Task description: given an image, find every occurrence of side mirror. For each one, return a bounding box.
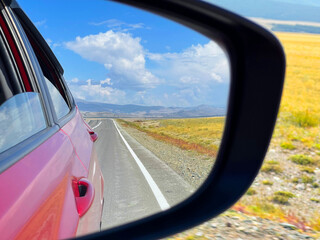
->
[82,0,285,239]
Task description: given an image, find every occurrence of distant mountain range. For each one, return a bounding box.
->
[76,99,226,118]
[213,0,320,22]
[210,0,320,34]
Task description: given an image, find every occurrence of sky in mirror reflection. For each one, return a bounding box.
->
[19,0,229,108]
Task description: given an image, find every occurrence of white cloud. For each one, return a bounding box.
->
[65,30,160,90]
[101,78,112,85]
[52,42,61,48]
[148,41,229,86]
[65,30,229,107]
[90,19,147,32]
[70,78,79,83]
[45,38,61,49]
[144,41,229,107]
[68,78,126,103]
[46,38,52,46]
[67,77,165,106]
[34,19,46,28]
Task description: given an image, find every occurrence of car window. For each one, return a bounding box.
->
[0,92,46,153]
[43,76,70,119]
[8,9,71,121]
[0,13,47,154]
[34,52,71,119]
[0,59,15,106]
[16,27,71,120]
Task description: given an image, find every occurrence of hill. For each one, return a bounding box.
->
[212,0,320,22]
[76,99,226,118]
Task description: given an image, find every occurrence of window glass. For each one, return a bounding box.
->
[44,76,70,119]
[35,54,70,119]
[0,92,47,153]
[20,28,71,120]
[11,9,71,119]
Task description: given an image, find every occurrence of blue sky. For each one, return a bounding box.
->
[17,0,230,107]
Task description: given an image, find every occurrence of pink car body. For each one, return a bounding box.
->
[0,109,104,239]
[0,1,104,239]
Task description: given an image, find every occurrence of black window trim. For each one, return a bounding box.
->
[10,3,64,75]
[0,17,22,100]
[2,6,38,93]
[10,6,77,128]
[5,7,53,126]
[0,4,26,94]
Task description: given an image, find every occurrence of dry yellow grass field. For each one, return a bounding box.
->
[274,33,320,149]
[118,117,224,157]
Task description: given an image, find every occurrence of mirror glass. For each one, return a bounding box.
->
[19,0,230,234]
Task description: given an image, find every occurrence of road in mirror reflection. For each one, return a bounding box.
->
[19,0,230,233]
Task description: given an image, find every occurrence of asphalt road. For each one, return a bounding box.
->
[88,119,194,230]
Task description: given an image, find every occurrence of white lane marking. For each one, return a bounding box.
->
[112,120,170,211]
[92,121,102,130]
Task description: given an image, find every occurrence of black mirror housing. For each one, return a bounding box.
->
[77,0,286,239]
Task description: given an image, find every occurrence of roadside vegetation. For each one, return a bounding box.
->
[118,32,320,238]
[232,32,320,236]
[272,33,320,150]
[117,117,224,158]
[261,160,283,173]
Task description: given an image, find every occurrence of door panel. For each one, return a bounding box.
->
[61,108,94,171]
[61,109,104,236]
[77,146,104,236]
[0,130,86,239]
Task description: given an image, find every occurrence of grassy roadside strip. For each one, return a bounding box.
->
[272,33,320,151]
[232,201,320,233]
[117,119,217,157]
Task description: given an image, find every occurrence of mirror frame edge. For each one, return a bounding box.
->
[68,0,286,239]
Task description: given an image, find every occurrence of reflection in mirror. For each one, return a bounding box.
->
[19,0,230,234]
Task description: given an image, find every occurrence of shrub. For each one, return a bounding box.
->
[246,187,257,196]
[314,144,320,150]
[275,191,295,198]
[311,215,320,231]
[301,175,315,184]
[288,110,319,128]
[310,198,320,203]
[300,166,315,173]
[266,160,279,165]
[262,180,274,185]
[249,201,277,215]
[272,191,295,205]
[185,236,197,240]
[273,195,290,204]
[312,183,319,188]
[261,162,283,173]
[290,154,314,165]
[281,141,296,150]
[292,177,299,183]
